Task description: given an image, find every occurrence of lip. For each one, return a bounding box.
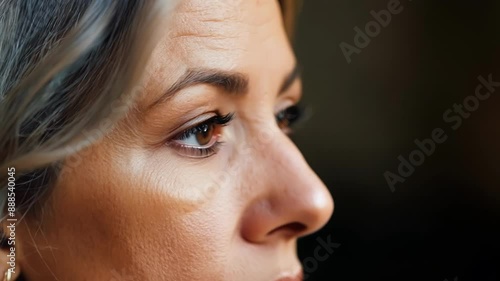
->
[274,269,303,281]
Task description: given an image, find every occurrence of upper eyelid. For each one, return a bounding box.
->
[173,119,214,140]
[172,113,234,140]
[276,83,303,110]
[163,113,220,140]
[167,101,298,144]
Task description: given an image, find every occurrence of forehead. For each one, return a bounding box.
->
[170,0,280,34]
[137,0,288,108]
[145,0,284,77]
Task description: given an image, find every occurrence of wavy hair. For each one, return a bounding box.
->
[0,0,175,217]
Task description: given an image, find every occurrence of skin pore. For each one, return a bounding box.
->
[2,0,334,280]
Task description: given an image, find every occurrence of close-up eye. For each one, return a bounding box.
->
[168,113,234,158]
[276,104,303,132]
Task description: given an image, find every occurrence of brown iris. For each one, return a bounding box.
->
[173,113,232,153]
[195,123,215,145]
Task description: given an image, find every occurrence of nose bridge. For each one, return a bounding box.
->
[263,131,330,208]
[252,125,316,188]
[245,123,303,184]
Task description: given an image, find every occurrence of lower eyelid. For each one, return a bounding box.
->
[170,141,223,158]
[172,133,220,149]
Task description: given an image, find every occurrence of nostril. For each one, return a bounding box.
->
[268,222,307,237]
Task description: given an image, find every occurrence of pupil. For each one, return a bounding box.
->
[276,106,300,128]
[285,106,300,123]
[196,124,213,145]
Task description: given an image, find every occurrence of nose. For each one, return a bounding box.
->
[240,130,334,244]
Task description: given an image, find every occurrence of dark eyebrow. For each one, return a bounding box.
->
[148,64,300,109]
[149,68,249,109]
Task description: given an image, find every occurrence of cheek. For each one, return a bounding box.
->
[21,143,242,279]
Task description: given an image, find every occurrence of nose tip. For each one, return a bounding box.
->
[277,170,334,238]
[241,166,334,243]
[294,179,334,237]
[271,187,334,239]
[241,135,334,243]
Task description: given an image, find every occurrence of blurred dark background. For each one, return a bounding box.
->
[293,1,500,281]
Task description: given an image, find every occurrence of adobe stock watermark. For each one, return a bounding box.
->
[339,0,413,64]
[301,235,341,280]
[385,74,500,192]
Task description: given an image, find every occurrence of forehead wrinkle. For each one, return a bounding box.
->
[171,33,240,54]
[168,19,243,54]
[178,0,243,20]
[170,16,241,41]
[169,0,244,39]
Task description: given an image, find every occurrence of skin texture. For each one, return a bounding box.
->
[2,0,334,280]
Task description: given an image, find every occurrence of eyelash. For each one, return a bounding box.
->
[169,105,303,158]
[168,113,234,158]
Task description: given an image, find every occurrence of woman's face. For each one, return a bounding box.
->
[16,0,333,280]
